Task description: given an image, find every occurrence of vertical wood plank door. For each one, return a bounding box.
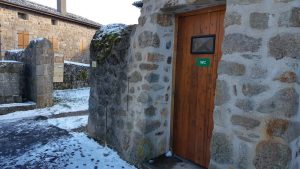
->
[173,5,225,168]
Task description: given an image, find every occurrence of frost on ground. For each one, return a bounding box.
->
[0,88,90,121]
[47,115,88,131]
[64,60,90,67]
[0,88,136,169]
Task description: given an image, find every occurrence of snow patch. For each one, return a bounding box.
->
[0,60,22,63]
[5,49,24,53]
[7,132,136,169]
[32,38,44,42]
[0,88,90,121]
[94,24,126,41]
[64,60,90,67]
[47,115,88,131]
[165,151,173,157]
[0,102,35,108]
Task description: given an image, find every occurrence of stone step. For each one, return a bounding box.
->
[0,102,36,115]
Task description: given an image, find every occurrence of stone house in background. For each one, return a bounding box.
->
[0,0,100,63]
[88,0,300,169]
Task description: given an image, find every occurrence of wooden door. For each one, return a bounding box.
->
[173,5,225,168]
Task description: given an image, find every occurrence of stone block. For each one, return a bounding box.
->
[138,16,147,26]
[145,73,160,83]
[269,33,300,59]
[257,88,299,117]
[250,65,268,79]
[223,34,262,54]
[224,12,241,27]
[144,105,156,117]
[137,92,152,103]
[138,31,160,48]
[231,115,260,129]
[290,7,300,27]
[274,71,297,83]
[242,83,269,97]
[150,13,173,27]
[129,71,142,83]
[254,141,291,169]
[135,52,142,61]
[147,53,165,62]
[250,12,269,30]
[139,64,159,71]
[215,80,230,106]
[136,119,161,134]
[235,99,254,112]
[266,119,289,138]
[218,61,246,76]
[211,132,233,164]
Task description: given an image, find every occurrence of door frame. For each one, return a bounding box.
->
[170,4,226,163]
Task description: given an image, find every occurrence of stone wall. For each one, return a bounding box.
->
[0,5,96,63]
[210,1,300,169]
[53,61,90,90]
[0,61,24,104]
[4,49,25,62]
[88,0,300,168]
[88,24,140,163]
[23,38,54,108]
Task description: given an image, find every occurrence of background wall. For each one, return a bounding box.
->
[53,61,90,90]
[0,5,96,63]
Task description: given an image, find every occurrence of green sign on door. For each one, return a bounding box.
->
[196,58,211,67]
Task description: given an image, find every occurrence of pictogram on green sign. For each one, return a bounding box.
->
[196,58,211,67]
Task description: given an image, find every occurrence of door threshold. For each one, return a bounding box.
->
[142,154,206,169]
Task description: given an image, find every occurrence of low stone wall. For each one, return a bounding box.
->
[0,61,24,104]
[4,49,25,62]
[87,24,140,164]
[53,61,90,90]
[1,39,54,109]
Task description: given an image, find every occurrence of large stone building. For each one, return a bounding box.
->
[0,0,100,63]
[88,0,300,169]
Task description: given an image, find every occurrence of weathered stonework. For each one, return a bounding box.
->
[0,61,24,104]
[88,0,300,168]
[23,38,54,108]
[213,0,300,168]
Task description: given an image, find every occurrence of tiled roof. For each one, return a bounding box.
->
[0,0,101,28]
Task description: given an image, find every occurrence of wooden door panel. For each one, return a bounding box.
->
[173,5,225,168]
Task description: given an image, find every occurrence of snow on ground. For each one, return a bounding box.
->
[0,87,136,169]
[64,60,90,67]
[9,132,136,169]
[0,88,90,121]
[47,115,88,131]
[0,60,22,63]
[0,101,36,108]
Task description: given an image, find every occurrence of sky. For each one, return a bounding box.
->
[29,0,141,25]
